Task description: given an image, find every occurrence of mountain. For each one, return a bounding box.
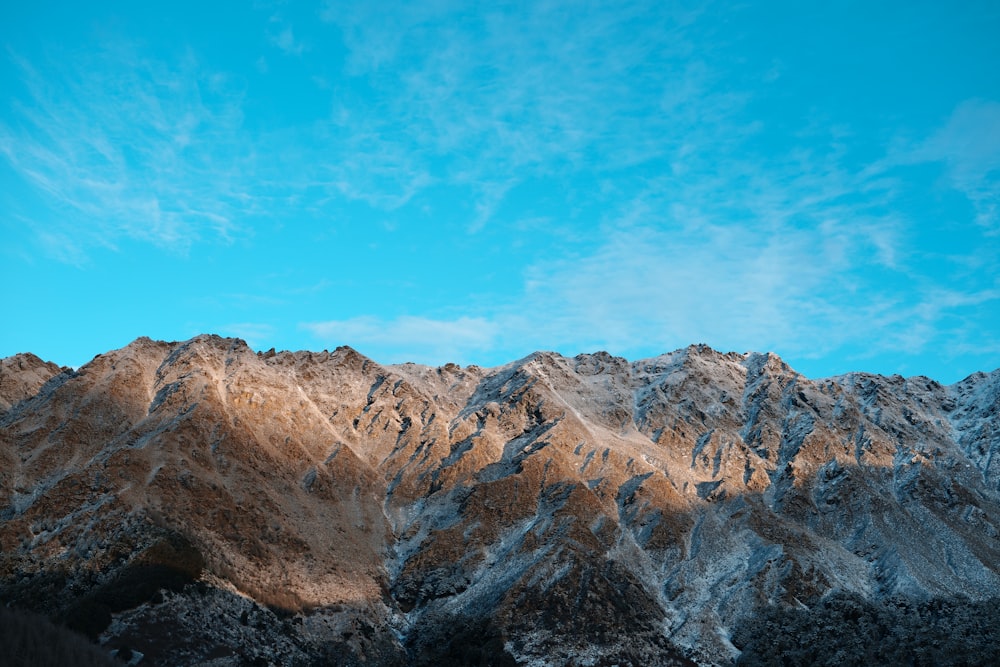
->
[1,335,999,666]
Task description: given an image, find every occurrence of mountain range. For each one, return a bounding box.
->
[2,335,999,665]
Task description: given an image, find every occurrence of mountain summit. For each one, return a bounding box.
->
[2,335,999,665]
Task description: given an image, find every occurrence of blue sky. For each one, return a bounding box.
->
[1,1,998,382]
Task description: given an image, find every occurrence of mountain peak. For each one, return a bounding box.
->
[0,351,66,413]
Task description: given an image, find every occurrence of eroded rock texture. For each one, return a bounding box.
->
[1,335,998,665]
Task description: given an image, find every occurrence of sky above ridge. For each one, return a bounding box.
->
[1,1,998,382]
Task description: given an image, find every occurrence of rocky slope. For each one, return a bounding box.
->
[0,353,67,413]
[1,335,998,665]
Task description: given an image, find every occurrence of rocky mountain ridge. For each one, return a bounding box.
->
[1,335,999,665]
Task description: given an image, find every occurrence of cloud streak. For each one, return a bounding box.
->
[912,99,1000,233]
[0,44,253,256]
[303,316,499,364]
[317,0,720,229]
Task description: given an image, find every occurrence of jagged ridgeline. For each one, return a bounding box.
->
[1,335,999,666]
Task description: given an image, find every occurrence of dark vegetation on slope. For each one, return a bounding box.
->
[0,529,206,641]
[733,592,1000,666]
[0,605,119,667]
[406,614,518,667]
[64,531,205,639]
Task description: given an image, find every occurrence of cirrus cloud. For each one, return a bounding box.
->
[302,316,499,365]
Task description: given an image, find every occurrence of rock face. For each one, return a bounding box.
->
[1,335,999,665]
[0,352,66,413]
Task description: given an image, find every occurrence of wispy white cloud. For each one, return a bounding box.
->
[912,99,1000,233]
[317,0,717,229]
[302,315,498,364]
[257,0,311,56]
[0,44,253,257]
[269,25,306,56]
[34,227,90,268]
[220,322,276,350]
[504,220,872,358]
